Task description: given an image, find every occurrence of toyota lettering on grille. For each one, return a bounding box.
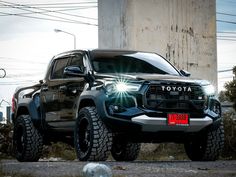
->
[161,86,192,92]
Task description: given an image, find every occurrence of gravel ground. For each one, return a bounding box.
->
[1,159,236,177]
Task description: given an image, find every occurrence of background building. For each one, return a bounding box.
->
[98,0,217,87]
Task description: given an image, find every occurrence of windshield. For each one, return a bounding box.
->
[91,52,180,75]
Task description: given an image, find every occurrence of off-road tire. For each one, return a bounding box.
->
[111,135,141,161]
[74,106,112,161]
[184,120,224,161]
[13,115,43,162]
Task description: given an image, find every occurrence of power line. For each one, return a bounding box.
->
[0,57,47,64]
[218,69,233,73]
[217,31,236,34]
[49,9,97,20]
[0,1,97,20]
[217,12,236,17]
[218,76,234,79]
[0,1,97,8]
[5,73,44,78]
[217,35,236,38]
[22,2,97,6]
[0,1,97,26]
[0,78,40,81]
[0,82,37,85]
[218,0,236,4]
[217,38,236,41]
[0,6,98,21]
[0,69,45,72]
[0,5,97,9]
[0,2,97,25]
[217,19,236,25]
[0,11,97,25]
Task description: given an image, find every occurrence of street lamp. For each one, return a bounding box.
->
[54,29,76,49]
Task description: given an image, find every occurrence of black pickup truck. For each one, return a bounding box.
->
[12,49,224,162]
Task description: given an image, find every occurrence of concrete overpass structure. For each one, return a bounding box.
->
[98,0,217,87]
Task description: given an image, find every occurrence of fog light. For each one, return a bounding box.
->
[109,105,126,114]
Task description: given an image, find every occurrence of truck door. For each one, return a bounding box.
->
[59,53,85,125]
[40,57,69,128]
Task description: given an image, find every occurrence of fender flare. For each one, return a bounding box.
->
[77,90,108,119]
[16,98,41,127]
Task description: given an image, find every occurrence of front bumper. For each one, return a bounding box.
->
[94,88,221,134]
[132,115,213,132]
[101,97,221,134]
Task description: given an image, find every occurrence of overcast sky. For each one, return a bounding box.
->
[216,0,236,94]
[0,0,236,117]
[0,0,98,117]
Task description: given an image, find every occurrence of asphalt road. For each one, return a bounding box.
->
[0,159,236,177]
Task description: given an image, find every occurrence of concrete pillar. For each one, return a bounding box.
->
[98,0,217,87]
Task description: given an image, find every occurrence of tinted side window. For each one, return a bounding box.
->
[51,58,69,79]
[68,54,85,73]
[70,54,84,67]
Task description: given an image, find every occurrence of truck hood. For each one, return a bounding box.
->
[95,73,210,86]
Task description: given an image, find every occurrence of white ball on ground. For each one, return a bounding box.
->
[82,163,112,177]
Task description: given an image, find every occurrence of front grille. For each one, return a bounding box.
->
[144,83,205,111]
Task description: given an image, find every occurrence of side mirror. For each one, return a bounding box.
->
[180,70,191,77]
[64,66,85,77]
[64,66,95,86]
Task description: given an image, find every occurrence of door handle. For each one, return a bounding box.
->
[41,85,48,92]
[59,85,67,93]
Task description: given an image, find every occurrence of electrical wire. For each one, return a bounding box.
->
[0,11,97,25]
[0,1,97,26]
[218,0,236,4]
[217,35,236,38]
[0,1,97,20]
[0,6,98,21]
[217,31,236,34]
[218,77,234,80]
[0,4,97,25]
[0,5,97,9]
[0,82,37,85]
[22,2,97,6]
[217,12,236,17]
[0,57,47,65]
[217,19,236,25]
[217,38,236,41]
[218,69,233,73]
[0,1,97,8]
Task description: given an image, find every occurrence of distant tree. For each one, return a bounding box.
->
[224,66,236,109]
[218,90,229,102]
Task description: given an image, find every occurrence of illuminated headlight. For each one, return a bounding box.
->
[116,82,141,92]
[105,82,141,94]
[202,84,215,96]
